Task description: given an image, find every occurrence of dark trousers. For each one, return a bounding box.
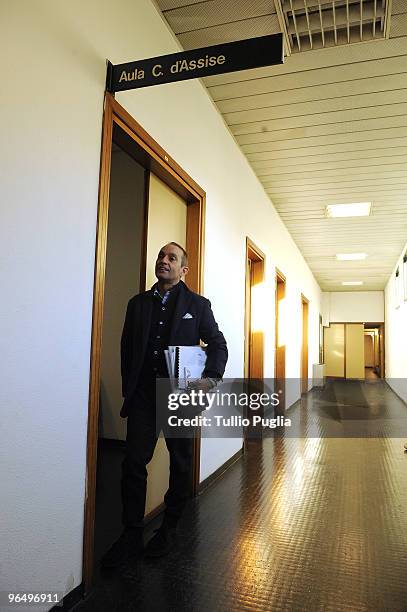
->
[121,388,194,529]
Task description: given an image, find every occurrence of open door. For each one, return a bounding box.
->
[378,323,385,378]
[275,270,286,409]
[301,295,309,394]
[364,323,385,379]
[244,238,265,441]
[143,172,187,518]
[84,94,205,593]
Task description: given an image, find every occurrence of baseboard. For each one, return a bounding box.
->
[198,447,244,494]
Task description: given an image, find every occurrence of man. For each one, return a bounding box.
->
[101,242,228,567]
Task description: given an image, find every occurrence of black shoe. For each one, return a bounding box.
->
[101,528,143,568]
[144,525,177,558]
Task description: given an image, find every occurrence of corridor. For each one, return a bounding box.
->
[4,2,407,609]
[75,380,407,612]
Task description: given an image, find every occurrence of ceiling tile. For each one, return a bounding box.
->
[154,0,407,290]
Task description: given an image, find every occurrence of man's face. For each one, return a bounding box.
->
[155,244,188,284]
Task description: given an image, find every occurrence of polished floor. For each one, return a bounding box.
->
[75,380,407,612]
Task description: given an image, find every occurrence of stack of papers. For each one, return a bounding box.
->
[164,345,207,390]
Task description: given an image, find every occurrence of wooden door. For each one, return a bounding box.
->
[244,239,265,439]
[345,324,365,379]
[301,296,309,394]
[324,324,345,377]
[275,272,286,407]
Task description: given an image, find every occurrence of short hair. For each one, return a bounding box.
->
[168,242,188,267]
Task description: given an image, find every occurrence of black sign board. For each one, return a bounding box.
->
[107,33,283,92]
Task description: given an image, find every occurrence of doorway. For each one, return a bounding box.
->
[275,270,286,409]
[323,322,385,380]
[94,135,147,572]
[364,323,385,379]
[301,295,309,395]
[244,238,265,440]
[84,94,205,593]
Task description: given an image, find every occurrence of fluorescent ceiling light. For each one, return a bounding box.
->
[342,281,364,286]
[336,253,367,261]
[326,202,371,217]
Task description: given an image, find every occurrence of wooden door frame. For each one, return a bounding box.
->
[243,238,265,444]
[363,329,376,371]
[378,322,385,378]
[301,294,309,394]
[274,269,286,409]
[363,322,385,378]
[83,93,205,594]
[274,269,286,380]
[244,238,265,380]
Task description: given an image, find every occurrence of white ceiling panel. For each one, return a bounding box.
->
[203,37,407,87]
[390,13,407,37]
[235,115,407,145]
[155,1,407,291]
[241,127,407,153]
[263,164,407,181]
[162,0,276,33]
[176,17,281,49]
[158,0,212,10]
[216,73,407,113]
[230,104,407,136]
[224,90,407,126]
[251,148,407,169]
[246,138,407,160]
[267,183,407,197]
[208,56,407,101]
[392,0,407,14]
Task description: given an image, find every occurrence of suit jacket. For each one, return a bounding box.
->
[120,280,228,417]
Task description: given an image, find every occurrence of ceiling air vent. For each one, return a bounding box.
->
[273,0,392,55]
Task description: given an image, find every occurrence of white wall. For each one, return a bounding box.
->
[323,291,384,324]
[1,0,321,605]
[385,240,407,402]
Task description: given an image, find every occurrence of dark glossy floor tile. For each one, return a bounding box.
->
[74,380,407,612]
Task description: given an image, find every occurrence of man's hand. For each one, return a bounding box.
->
[187,377,216,393]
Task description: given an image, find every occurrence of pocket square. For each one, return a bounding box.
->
[182,312,194,319]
